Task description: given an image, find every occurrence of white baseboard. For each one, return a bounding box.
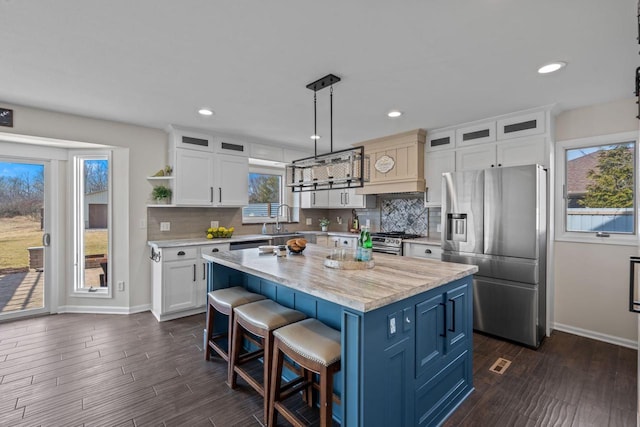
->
[552,322,637,349]
[57,304,151,315]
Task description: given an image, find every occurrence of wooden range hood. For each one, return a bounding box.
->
[354,129,426,194]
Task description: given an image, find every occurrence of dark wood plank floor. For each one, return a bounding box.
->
[0,312,635,427]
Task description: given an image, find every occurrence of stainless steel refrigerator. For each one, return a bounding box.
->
[441,164,547,348]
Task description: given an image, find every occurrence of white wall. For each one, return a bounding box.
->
[0,103,166,313]
[554,97,639,347]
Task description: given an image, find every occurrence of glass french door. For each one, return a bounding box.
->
[0,158,50,320]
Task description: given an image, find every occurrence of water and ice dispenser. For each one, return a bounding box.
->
[446,213,467,242]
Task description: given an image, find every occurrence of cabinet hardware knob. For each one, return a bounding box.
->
[425,249,432,254]
[405,317,411,324]
[177,251,186,256]
[211,248,219,252]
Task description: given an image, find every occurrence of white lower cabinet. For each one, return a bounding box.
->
[151,243,230,321]
[403,242,443,260]
[330,235,358,248]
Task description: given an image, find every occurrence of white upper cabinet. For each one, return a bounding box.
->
[425,150,455,206]
[455,121,496,147]
[173,128,216,152]
[174,149,216,205]
[456,145,496,171]
[300,191,330,208]
[456,136,547,171]
[426,129,456,152]
[169,127,249,207]
[496,111,545,140]
[214,154,249,207]
[326,188,375,209]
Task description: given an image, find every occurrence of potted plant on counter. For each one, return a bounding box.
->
[151,185,172,204]
[319,218,330,232]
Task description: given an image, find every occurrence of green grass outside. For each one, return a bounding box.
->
[0,216,107,269]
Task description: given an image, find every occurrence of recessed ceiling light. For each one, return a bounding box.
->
[387,110,402,118]
[537,62,567,74]
[198,108,214,116]
[310,134,321,140]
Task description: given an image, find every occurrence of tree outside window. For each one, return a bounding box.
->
[243,172,282,219]
[566,141,635,233]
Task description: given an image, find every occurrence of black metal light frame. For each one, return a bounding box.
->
[286,74,367,192]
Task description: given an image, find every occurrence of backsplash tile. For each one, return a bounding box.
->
[380,195,428,235]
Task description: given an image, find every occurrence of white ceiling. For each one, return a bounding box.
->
[1,1,637,151]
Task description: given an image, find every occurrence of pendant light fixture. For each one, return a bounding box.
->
[286,74,367,192]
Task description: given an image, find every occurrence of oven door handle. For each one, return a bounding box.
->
[372,248,401,255]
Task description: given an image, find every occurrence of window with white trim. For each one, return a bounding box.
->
[556,132,637,245]
[72,152,112,295]
[242,165,291,223]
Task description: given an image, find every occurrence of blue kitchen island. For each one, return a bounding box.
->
[203,244,478,426]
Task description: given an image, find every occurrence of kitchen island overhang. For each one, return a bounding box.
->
[203,244,478,426]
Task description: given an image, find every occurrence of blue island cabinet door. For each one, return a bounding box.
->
[382,337,413,426]
[415,294,445,379]
[445,283,470,354]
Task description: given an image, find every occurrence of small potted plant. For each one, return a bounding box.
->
[319,218,330,232]
[151,185,172,204]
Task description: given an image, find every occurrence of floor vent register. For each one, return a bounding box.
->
[489,357,512,374]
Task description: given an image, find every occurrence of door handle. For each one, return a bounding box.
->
[202,263,206,280]
[439,303,447,337]
[345,192,349,205]
[210,187,213,203]
[219,187,222,203]
[312,192,316,205]
[193,264,196,282]
[448,298,456,332]
[42,233,51,247]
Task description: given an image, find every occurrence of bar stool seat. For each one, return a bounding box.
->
[229,299,306,422]
[204,287,266,362]
[268,318,341,427]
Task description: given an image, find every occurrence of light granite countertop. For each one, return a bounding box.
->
[202,244,477,312]
[148,234,272,248]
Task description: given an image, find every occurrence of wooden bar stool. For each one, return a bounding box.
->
[204,287,266,362]
[229,299,306,423]
[268,318,341,427]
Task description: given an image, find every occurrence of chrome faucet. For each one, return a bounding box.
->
[273,204,291,233]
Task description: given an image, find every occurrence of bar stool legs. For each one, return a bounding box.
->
[268,318,341,427]
[228,300,306,423]
[204,287,265,362]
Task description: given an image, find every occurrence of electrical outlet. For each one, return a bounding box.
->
[211,220,219,228]
[117,281,125,291]
[436,224,442,232]
[160,222,170,231]
[306,218,312,225]
[387,313,397,337]
[139,218,146,229]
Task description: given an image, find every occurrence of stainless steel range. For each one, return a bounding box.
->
[371,232,421,256]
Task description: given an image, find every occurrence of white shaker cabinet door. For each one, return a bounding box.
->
[455,144,496,171]
[162,260,198,314]
[214,154,249,207]
[300,191,330,208]
[175,150,215,206]
[425,150,455,207]
[496,136,547,168]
